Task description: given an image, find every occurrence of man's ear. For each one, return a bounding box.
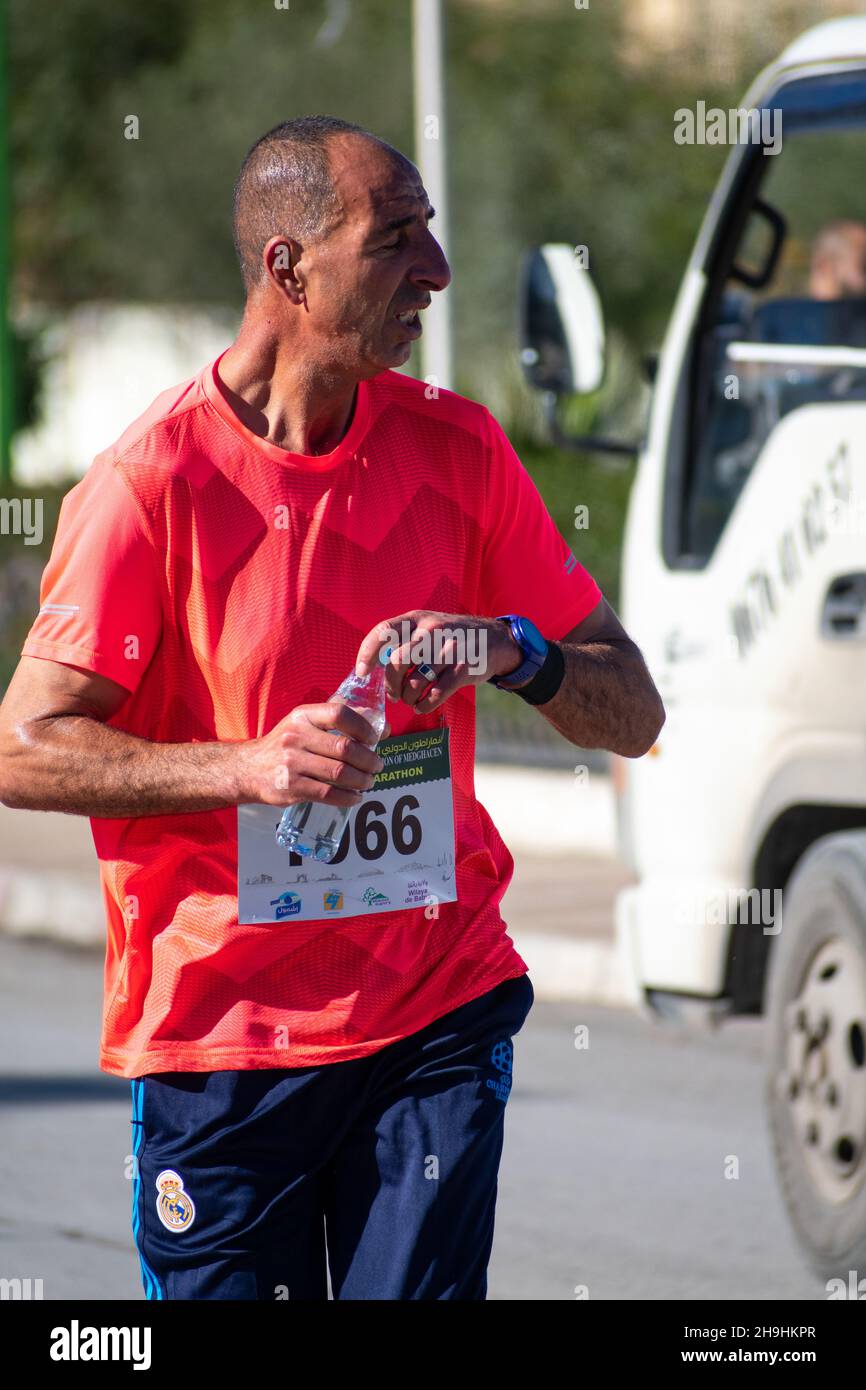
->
[264,235,305,304]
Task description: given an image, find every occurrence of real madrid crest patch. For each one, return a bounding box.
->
[155,1169,196,1232]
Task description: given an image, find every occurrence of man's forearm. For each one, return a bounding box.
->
[1,714,244,817]
[529,639,665,757]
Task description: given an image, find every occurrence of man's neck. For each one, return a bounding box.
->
[217,327,360,456]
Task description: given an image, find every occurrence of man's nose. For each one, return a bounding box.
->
[411,234,451,294]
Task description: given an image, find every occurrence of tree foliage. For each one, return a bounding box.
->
[10,0,757,368]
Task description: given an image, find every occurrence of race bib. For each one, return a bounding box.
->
[237,728,457,924]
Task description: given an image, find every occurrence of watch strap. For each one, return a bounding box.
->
[513,640,566,706]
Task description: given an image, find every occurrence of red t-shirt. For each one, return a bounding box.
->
[22,353,602,1077]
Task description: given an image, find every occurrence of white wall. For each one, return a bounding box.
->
[13,303,238,485]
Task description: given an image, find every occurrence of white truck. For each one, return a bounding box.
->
[520,16,866,1281]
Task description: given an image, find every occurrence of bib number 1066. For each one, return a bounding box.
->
[284,795,422,867]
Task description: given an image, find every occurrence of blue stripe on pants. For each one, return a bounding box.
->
[130,1078,164,1300]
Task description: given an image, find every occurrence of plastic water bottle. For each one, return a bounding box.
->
[275,647,391,863]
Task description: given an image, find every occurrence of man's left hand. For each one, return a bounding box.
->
[355,610,525,712]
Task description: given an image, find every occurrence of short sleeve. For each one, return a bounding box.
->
[21,459,162,693]
[477,411,602,639]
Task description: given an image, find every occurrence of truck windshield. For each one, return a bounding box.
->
[683,69,866,562]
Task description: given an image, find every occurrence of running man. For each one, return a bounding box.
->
[0,117,664,1300]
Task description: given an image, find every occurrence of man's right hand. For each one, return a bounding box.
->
[239,701,390,808]
[0,658,390,819]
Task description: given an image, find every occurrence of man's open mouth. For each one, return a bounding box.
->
[394,304,428,335]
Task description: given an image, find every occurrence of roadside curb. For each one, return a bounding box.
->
[0,867,103,948]
[0,867,633,1007]
[510,929,637,1007]
[475,766,616,858]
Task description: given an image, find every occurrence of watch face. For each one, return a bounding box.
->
[514,617,547,657]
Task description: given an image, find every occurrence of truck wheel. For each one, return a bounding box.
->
[765,831,866,1282]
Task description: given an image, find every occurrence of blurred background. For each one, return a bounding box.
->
[2,0,863,1303]
[1,0,848,745]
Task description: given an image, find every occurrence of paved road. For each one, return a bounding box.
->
[0,937,823,1301]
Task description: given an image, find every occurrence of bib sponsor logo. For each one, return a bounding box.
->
[362,886,390,907]
[269,891,302,919]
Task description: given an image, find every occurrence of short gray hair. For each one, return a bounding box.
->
[233,115,380,293]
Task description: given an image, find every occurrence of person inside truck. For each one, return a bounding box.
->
[688,217,866,555]
[808,219,866,301]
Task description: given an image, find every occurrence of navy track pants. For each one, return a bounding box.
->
[130,972,534,1300]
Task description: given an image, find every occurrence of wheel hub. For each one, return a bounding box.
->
[780,937,866,1203]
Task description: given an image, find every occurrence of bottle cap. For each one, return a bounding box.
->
[380,645,392,665]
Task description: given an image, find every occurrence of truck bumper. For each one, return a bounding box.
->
[615,874,751,1000]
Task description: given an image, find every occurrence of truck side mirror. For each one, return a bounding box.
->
[518,244,605,396]
[730,197,786,290]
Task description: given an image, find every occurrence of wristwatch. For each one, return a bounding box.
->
[488,614,565,705]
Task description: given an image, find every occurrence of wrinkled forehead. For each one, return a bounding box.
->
[329,136,429,229]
